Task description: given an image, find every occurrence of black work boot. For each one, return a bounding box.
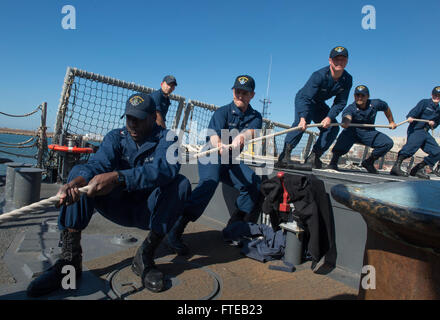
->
[275,143,300,168]
[226,209,247,226]
[131,230,166,292]
[390,155,409,177]
[361,155,379,174]
[328,153,341,171]
[286,151,320,171]
[166,215,190,256]
[410,161,430,179]
[304,151,323,169]
[27,229,82,297]
[243,192,264,224]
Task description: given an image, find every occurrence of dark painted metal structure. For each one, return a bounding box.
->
[181,162,421,290]
[332,181,440,299]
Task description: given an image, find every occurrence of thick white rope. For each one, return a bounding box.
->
[193,120,411,159]
[0,119,430,223]
[0,186,90,224]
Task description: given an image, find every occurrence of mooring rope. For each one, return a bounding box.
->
[0,186,91,224]
[193,120,412,159]
[0,119,433,223]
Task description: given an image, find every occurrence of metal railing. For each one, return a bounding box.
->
[52,67,188,181]
[0,103,48,168]
[53,67,187,146]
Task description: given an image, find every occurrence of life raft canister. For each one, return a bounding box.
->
[48,144,95,154]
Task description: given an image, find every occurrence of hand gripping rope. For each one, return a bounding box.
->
[0,186,91,224]
[192,119,412,159]
[0,118,432,223]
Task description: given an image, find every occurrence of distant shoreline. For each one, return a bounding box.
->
[0,127,54,138]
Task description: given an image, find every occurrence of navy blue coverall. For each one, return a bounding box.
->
[184,101,263,221]
[150,89,171,124]
[284,66,352,155]
[398,99,440,166]
[332,99,394,158]
[58,124,191,235]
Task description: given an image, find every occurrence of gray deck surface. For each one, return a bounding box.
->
[1,167,438,300]
[0,176,358,300]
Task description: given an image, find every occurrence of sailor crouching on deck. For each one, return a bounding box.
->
[276,46,353,170]
[390,86,440,179]
[166,75,263,255]
[26,93,191,297]
[328,85,397,173]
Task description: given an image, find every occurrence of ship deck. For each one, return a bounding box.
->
[0,165,438,302]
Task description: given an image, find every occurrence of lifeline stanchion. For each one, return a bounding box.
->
[0,185,91,224]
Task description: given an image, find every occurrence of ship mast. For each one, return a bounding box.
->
[260,54,272,155]
[260,54,272,120]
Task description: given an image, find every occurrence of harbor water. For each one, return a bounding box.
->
[0,133,52,176]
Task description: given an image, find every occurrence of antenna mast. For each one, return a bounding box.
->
[260,55,273,156]
[260,54,272,119]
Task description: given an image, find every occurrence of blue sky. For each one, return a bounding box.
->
[0,0,439,137]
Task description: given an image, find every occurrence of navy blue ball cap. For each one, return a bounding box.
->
[330,46,349,58]
[432,86,440,96]
[355,85,369,96]
[162,75,177,86]
[231,75,255,92]
[121,92,156,120]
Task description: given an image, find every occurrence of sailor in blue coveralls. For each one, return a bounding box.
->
[276,46,353,170]
[166,75,263,255]
[27,93,191,297]
[328,85,397,173]
[150,75,177,128]
[390,86,440,179]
